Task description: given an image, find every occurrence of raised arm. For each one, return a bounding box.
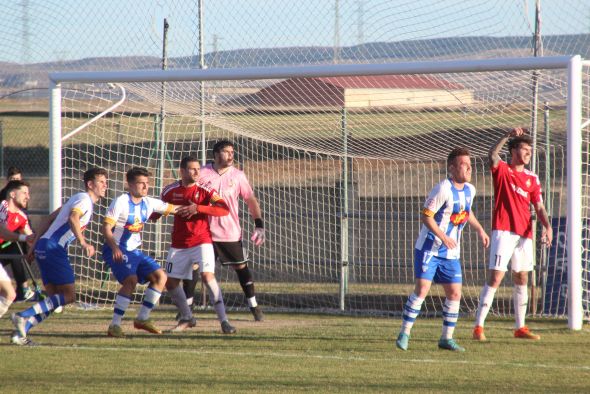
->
[489,127,526,168]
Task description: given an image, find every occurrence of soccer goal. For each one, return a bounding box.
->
[49,56,589,329]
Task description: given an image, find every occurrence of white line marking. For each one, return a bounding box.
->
[42,345,590,371]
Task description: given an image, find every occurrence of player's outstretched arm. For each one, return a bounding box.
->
[176,201,230,218]
[0,223,34,244]
[467,213,490,248]
[489,127,526,168]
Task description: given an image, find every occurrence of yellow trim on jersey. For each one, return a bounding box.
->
[162,203,175,216]
[103,217,117,226]
[71,207,85,216]
[210,194,221,203]
[422,208,435,217]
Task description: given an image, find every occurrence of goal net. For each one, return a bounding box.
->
[52,57,589,326]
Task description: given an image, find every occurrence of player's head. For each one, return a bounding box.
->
[507,134,533,166]
[212,140,234,168]
[83,167,108,199]
[180,156,200,185]
[126,167,151,198]
[6,166,22,181]
[4,180,30,209]
[447,147,472,184]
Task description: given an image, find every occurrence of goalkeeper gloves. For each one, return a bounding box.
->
[251,228,265,246]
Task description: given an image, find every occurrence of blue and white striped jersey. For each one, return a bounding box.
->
[41,192,94,248]
[414,178,475,259]
[104,193,173,251]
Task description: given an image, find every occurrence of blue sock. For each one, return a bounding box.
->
[18,294,65,318]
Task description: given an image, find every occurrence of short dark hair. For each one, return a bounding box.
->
[126,167,151,183]
[83,168,108,189]
[447,147,470,168]
[4,180,29,196]
[212,140,234,156]
[6,166,21,179]
[507,135,533,152]
[180,156,200,169]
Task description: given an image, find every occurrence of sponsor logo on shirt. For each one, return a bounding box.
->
[450,210,469,225]
[510,183,529,199]
[125,218,143,233]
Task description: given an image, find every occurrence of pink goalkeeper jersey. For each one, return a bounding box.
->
[199,163,254,242]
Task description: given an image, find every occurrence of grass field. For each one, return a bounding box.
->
[1,307,589,393]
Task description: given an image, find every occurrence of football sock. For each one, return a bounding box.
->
[400,293,424,335]
[474,284,497,327]
[112,293,131,326]
[169,285,192,320]
[18,294,65,318]
[204,278,227,322]
[441,299,460,339]
[137,287,161,321]
[513,285,528,329]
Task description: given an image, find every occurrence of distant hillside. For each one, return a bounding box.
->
[1,34,589,91]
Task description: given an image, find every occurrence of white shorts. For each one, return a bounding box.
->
[165,244,216,279]
[0,264,10,282]
[488,230,534,272]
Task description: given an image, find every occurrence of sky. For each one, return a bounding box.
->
[1,0,589,64]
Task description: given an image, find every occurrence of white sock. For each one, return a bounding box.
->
[137,287,161,321]
[112,294,131,326]
[247,297,258,308]
[169,286,192,320]
[441,299,460,339]
[513,285,528,329]
[0,295,11,318]
[474,284,497,327]
[400,293,424,335]
[204,278,227,322]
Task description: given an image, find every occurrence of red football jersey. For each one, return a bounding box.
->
[491,160,542,238]
[161,181,218,248]
[0,200,29,243]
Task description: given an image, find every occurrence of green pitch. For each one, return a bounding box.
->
[1,308,589,392]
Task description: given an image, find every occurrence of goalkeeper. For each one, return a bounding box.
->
[196,140,266,322]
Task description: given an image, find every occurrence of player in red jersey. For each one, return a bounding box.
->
[0,180,35,301]
[473,127,553,341]
[0,180,35,322]
[160,156,236,334]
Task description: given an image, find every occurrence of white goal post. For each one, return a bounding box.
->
[49,55,586,329]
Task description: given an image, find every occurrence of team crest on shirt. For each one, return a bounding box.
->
[526,179,531,188]
[450,210,469,225]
